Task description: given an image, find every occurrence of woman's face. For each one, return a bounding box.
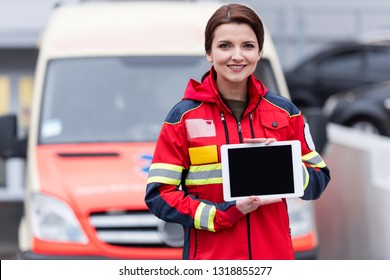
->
[206,22,261,90]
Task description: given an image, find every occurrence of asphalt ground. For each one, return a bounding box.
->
[0,201,23,260]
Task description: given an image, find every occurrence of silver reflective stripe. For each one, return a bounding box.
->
[187,169,222,180]
[304,154,323,166]
[148,168,182,180]
[200,204,214,230]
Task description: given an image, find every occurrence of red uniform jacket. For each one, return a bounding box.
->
[145,69,330,260]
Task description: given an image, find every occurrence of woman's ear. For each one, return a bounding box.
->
[206,52,213,63]
[257,50,263,62]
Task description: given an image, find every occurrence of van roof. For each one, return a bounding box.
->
[40,1,277,58]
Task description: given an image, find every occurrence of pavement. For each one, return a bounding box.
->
[0,201,23,260]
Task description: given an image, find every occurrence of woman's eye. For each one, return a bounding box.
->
[244,43,255,49]
[218,43,230,49]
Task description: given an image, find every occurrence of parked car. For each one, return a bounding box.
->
[285,40,390,109]
[323,82,390,136]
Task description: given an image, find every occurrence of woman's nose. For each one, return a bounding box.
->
[231,48,244,61]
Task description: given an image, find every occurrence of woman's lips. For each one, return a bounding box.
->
[228,65,246,72]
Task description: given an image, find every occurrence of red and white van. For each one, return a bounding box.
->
[0,1,320,259]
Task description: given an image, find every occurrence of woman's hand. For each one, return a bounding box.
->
[236,196,282,214]
[244,137,276,145]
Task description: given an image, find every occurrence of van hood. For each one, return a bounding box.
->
[35,143,155,214]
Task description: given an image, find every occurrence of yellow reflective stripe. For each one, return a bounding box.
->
[147,163,184,185]
[149,163,184,172]
[186,163,222,186]
[302,151,326,168]
[186,177,223,185]
[302,163,309,190]
[189,163,221,172]
[302,151,317,161]
[194,203,205,229]
[208,206,216,232]
[194,202,216,232]
[311,160,326,168]
[147,176,181,185]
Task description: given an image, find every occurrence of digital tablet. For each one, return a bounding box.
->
[221,140,304,201]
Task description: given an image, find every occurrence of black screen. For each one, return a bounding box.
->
[227,145,295,197]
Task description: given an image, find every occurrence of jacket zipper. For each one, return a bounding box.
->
[237,121,243,143]
[220,112,230,144]
[193,229,198,259]
[193,192,199,259]
[249,113,255,138]
[220,111,256,260]
[249,113,256,259]
[246,214,253,259]
[247,113,255,259]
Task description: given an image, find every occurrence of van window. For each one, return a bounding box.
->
[39,56,278,144]
[254,59,279,93]
[39,56,209,143]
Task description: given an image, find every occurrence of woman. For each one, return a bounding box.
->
[145,3,330,260]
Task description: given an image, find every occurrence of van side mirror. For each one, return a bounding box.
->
[302,107,328,155]
[0,114,27,159]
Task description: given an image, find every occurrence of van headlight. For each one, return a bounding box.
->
[157,220,184,247]
[29,193,88,243]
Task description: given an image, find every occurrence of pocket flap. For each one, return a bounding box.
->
[260,111,289,130]
[188,145,218,165]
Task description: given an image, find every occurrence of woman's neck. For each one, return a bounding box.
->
[216,79,248,101]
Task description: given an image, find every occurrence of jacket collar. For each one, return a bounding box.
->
[183,67,268,113]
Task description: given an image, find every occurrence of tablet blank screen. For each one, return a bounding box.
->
[227,145,295,197]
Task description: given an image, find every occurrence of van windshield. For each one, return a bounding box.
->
[39,56,279,144]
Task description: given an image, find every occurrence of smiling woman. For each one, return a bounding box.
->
[205,23,262,98]
[0,0,327,260]
[145,3,330,260]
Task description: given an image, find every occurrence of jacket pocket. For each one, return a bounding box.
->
[259,111,289,139]
[188,145,218,165]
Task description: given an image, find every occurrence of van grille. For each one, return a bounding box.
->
[89,211,169,247]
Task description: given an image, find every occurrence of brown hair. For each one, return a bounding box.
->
[204,3,264,54]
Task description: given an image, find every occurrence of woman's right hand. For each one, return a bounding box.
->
[236,196,282,214]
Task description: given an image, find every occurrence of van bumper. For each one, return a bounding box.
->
[294,247,318,260]
[18,251,111,260]
[20,250,318,260]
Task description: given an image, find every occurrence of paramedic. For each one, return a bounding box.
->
[145,3,330,260]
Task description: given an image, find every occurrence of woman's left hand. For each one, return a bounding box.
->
[236,196,282,214]
[244,137,276,145]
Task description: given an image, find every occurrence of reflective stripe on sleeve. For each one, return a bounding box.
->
[194,202,216,232]
[302,163,309,190]
[302,151,326,168]
[147,163,184,185]
[186,163,222,186]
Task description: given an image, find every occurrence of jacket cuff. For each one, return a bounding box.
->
[224,205,246,223]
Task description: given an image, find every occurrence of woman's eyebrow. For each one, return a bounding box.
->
[216,40,231,43]
[216,39,257,44]
[242,40,257,44]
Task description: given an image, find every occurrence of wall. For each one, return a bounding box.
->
[315,124,390,259]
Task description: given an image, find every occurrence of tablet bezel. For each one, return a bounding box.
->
[221,140,304,201]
